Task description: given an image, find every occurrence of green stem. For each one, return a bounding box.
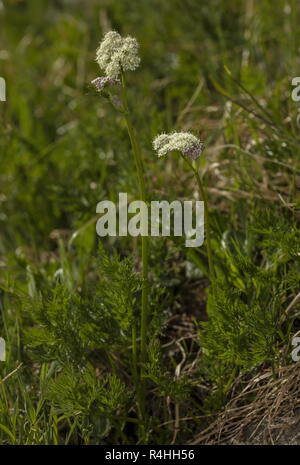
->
[194,170,215,281]
[131,324,144,425]
[131,326,138,383]
[182,154,215,282]
[120,71,149,425]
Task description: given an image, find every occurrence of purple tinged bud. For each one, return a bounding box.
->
[91,76,121,92]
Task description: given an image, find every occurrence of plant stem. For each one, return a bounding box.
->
[194,170,215,281]
[120,71,149,423]
[182,154,215,282]
[131,324,144,426]
[131,326,138,383]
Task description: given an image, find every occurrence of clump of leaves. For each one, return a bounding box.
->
[25,243,142,365]
[200,205,300,400]
[45,364,128,442]
[144,339,190,402]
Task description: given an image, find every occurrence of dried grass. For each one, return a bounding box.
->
[191,362,300,445]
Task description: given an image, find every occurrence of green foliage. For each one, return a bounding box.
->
[201,279,280,382]
[45,365,128,442]
[200,206,300,394]
[1,0,300,445]
[24,244,142,364]
[96,243,142,333]
[144,340,190,402]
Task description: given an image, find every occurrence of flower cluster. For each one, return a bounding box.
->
[91,76,120,92]
[153,132,203,160]
[96,31,140,79]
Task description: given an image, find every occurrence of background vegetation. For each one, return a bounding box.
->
[0,0,300,444]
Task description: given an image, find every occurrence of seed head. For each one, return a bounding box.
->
[153,132,203,160]
[91,76,121,92]
[96,31,140,79]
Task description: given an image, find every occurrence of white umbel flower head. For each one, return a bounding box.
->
[96,31,141,79]
[153,132,203,160]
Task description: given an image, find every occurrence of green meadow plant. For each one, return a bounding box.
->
[153,132,215,282]
[91,31,216,437]
[91,33,216,433]
[2,0,300,445]
[89,28,299,437]
[92,31,149,432]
